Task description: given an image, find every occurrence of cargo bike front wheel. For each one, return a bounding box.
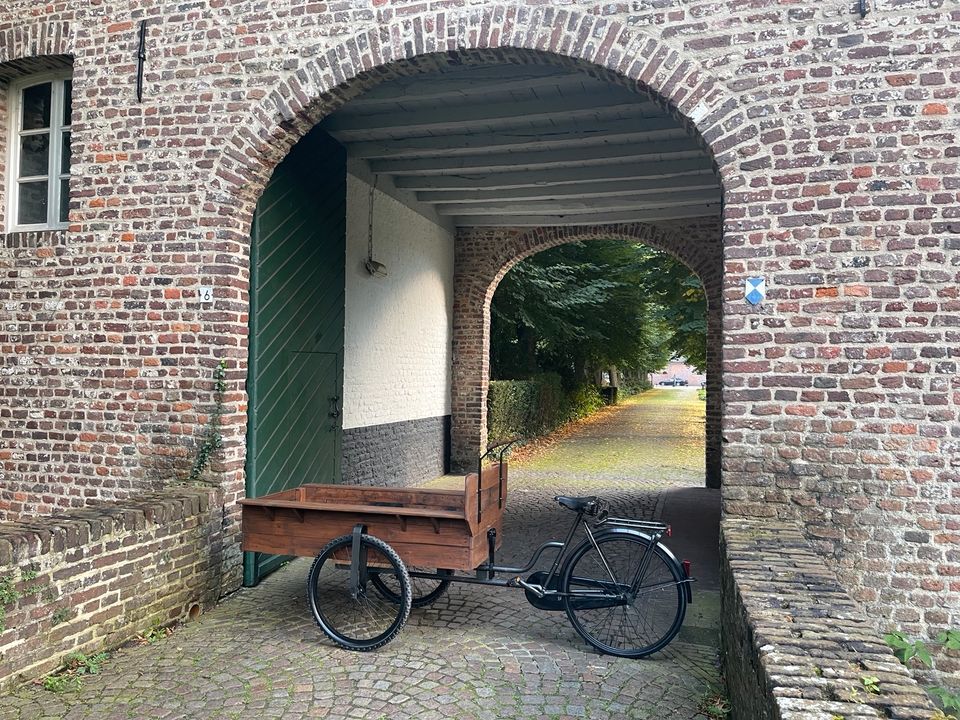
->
[307,532,412,651]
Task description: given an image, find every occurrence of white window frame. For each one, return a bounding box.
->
[6,71,72,232]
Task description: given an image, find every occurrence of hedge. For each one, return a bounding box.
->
[487,375,605,444]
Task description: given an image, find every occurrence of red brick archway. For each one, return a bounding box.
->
[452,221,723,488]
[205,6,745,513]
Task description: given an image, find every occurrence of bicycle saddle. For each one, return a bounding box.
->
[555,495,598,513]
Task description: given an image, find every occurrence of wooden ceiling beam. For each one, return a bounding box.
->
[433,189,722,216]
[321,93,659,140]
[452,205,719,227]
[417,174,720,204]
[343,68,596,110]
[392,157,715,191]
[368,138,703,176]
[346,118,686,159]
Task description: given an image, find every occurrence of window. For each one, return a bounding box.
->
[7,72,72,230]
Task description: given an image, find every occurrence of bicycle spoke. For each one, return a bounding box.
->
[308,534,411,651]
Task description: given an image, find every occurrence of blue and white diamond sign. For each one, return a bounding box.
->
[745,277,765,305]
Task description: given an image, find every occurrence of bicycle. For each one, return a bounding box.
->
[242,439,694,656]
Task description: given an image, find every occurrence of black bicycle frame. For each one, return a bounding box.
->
[400,506,686,605]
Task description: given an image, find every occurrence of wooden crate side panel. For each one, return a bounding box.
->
[300,484,467,513]
[242,506,475,564]
[467,517,505,570]
[243,532,473,569]
[464,462,508,536]
[243,487,301,503]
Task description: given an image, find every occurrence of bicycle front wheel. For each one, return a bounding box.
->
[370,568,451,608]
[307,533,411,651]
[561,533,686,658]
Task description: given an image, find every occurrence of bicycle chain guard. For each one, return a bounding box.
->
[523,571,565,611]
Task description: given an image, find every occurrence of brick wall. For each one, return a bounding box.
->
[721,520,937,719]
[0,487,224,691]
[0,0,956,671]
[343,172,454,431]
[341,415,450,487]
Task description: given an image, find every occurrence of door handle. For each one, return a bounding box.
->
[328,396,341,420]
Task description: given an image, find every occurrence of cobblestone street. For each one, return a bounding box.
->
[1,389,722,720]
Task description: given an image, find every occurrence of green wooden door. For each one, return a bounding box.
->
[244,130,346,586]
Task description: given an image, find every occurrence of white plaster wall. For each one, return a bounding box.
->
[342,173,454,429]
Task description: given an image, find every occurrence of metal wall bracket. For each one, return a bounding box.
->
[136,20,148,102]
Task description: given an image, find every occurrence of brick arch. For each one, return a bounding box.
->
[204,5,749,499]
[452,222,723,487]
[209,5,744,239]
[479,223,721,307]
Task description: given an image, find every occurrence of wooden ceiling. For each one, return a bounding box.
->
[320,64,721,227]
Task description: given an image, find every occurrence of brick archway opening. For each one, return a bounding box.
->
[205,7,745,565]
[453,221,723,488]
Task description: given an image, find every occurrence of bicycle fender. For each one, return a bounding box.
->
[593,527,693,604]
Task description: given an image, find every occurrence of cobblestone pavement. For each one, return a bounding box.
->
[1,389,722,720]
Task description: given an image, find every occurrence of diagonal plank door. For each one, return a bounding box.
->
[244,130,346,586]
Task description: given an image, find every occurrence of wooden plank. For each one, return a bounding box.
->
[242,504,471,542]
[434,189,722,216]
[309,485,465,501]
[468,518,504,569]
[247,483,467,511]
[452,205,720,227]
[392,157,715,191]
[303,484,466,512]
[322,95,659,140]
[346,118,685,159]
[417,174,721,204]
[369,138,703,176]
[463,471,479,537]
[241,498,465,520]
[243,533,474,570]
[242,518,474,565]
[344,68,594,110]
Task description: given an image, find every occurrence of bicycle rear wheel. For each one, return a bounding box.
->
[307,533,411,651]
[561,532,686,658]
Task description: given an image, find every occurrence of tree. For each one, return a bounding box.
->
[489,239,706,382]
[633,246,708,373]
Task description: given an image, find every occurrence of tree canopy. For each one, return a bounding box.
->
[489,239,706,383]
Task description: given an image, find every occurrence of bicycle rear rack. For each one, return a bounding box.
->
[599,517,671,536]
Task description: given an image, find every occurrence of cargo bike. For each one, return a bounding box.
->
[240,440,695,658]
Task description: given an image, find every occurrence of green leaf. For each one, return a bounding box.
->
[938,630,960,651]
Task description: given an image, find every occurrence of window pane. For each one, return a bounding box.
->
[61,131,71,174]
[19,133,50,177]
[18,181,49,225]
[62,79,73,126]
[59,178,70,223]
[21,83,52,130]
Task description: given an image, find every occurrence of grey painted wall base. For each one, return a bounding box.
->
[341,415,451,486]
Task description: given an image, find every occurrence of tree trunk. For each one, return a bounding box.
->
[517,324,538,375]
[573,355,586,382]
